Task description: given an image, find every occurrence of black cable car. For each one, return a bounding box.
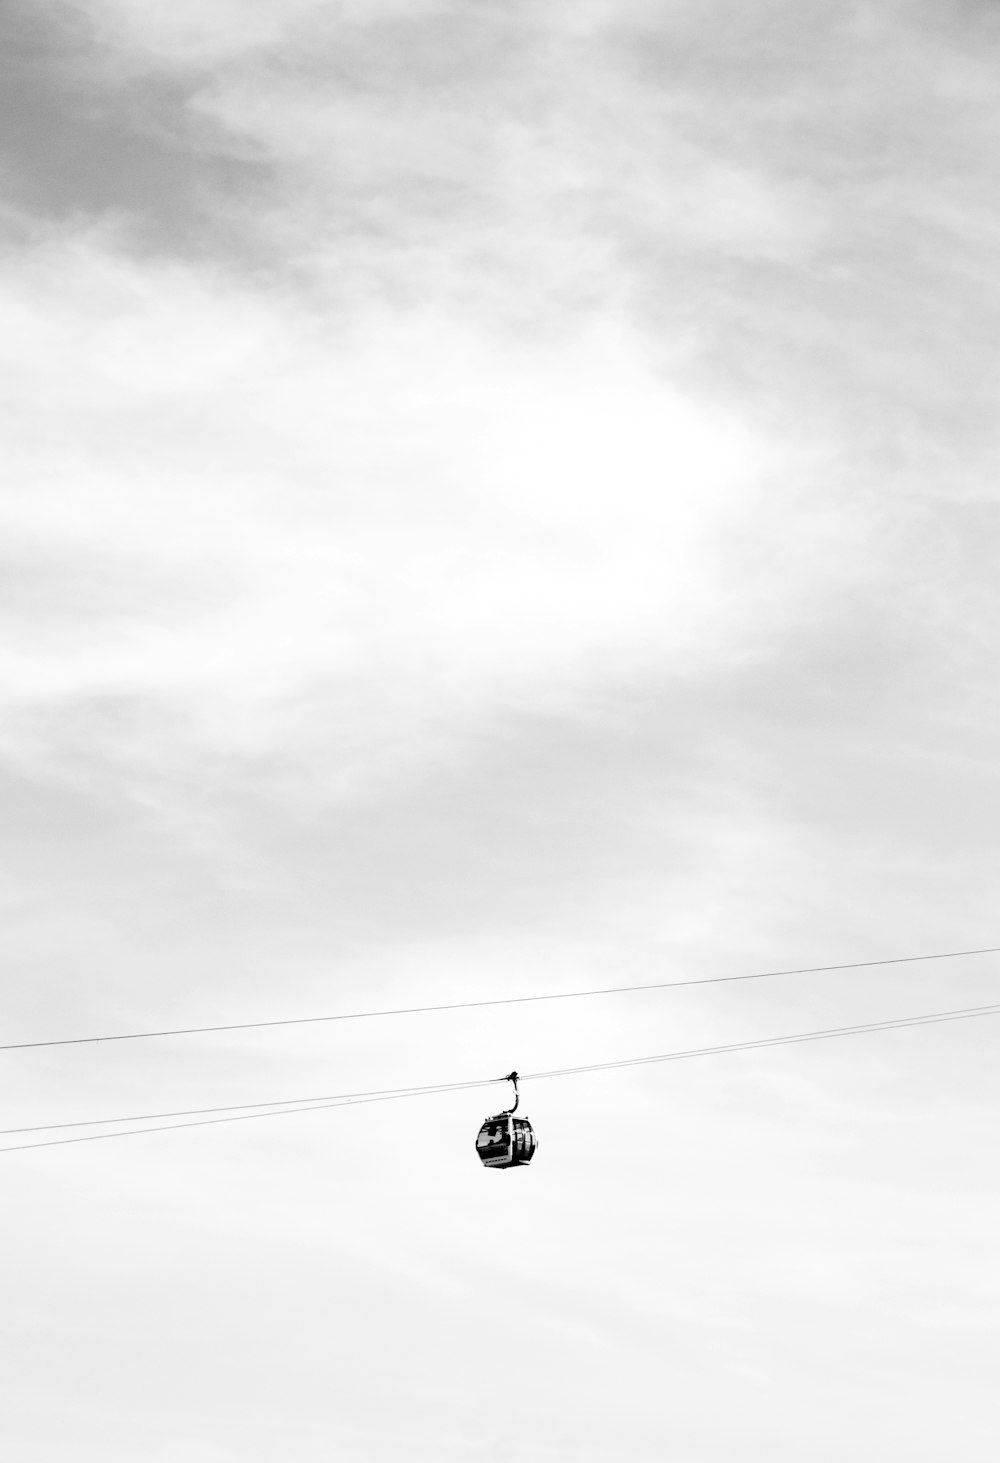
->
[475,1071,537,1169]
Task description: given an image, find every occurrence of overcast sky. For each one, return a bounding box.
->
[2,2,1000,1460]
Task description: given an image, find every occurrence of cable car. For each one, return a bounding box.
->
[475,1071,537,1169]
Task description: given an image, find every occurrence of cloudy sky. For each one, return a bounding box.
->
[3,1,1000,1459]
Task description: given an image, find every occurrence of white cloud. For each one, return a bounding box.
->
[58,0,339,69]
[0,227,857,808]
[5,9,1000,1461]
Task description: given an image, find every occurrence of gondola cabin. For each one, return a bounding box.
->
[475,1113,537,1168]
[475,1071,537,1169]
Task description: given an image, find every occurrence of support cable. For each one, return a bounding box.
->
[2,998,997,1156]
[2,945,998,1055]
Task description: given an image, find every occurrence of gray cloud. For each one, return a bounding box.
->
[4,4,1000,1460]
[0,3,270,250]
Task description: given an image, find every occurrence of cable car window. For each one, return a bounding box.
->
[477,1120,508,1153]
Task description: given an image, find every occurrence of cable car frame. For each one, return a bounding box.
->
[475,1071,537,1170]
